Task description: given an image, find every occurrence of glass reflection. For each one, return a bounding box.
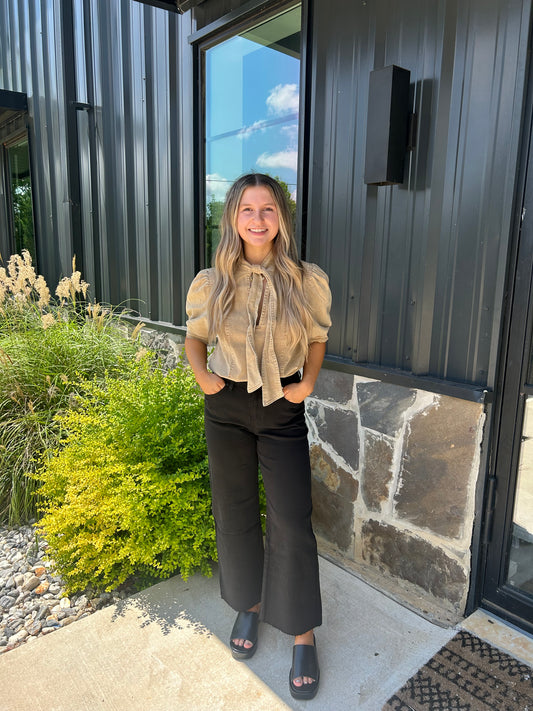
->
[507,397,533,597]
[204,5,301,265]
[8,138,36,263]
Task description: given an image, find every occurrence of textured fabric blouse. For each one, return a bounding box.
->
[186,254,332,406]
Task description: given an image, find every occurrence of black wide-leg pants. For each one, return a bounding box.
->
[203,373,322,636]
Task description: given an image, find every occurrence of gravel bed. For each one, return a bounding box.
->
[0,524,133,655]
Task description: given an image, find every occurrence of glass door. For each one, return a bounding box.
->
[481,107,533,633]
[506,397,533,597]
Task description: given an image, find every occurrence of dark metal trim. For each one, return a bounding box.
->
[0,89,28,112]
[82,0,102,301]
[133,0,204,13]
[189,0,300,46]
[323,355,489,403]
[297,0,311,259]
[61,0,84,277]
[476,12,533,629]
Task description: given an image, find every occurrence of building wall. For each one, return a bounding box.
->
[306,0,531,392]
[308,368,485,622]
[1,0,532,621]
[0,0,196,320]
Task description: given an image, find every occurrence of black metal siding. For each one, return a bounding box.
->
[1,0,531,392]
[0,0,195,327]
[305,0,531,389]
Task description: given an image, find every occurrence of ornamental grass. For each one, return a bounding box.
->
[0,251,142,524]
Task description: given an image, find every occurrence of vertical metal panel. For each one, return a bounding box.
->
[306,0,531,388]
[0,0,193,327]
[0,0,74,283]
[79,0,192,323]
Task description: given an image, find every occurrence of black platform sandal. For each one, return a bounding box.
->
[289,635,320,700]
[229,610,259,660]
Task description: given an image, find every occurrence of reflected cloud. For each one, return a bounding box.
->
[206,173,231,202]
[256,149,298,172]
[267,83,299,115]
[238,120,268,140]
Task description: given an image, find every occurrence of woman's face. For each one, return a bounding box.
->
[237,185,279,263]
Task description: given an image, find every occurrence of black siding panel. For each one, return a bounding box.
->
[306,0,531,389]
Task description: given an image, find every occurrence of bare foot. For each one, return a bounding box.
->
[292,629,316,687]
[232,603,260,650]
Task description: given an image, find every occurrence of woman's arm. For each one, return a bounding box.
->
[184,336,225,395]
[282,341,327,403]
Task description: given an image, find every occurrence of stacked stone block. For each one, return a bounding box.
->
[307,370,485,623]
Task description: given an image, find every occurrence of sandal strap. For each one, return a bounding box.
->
[231,611,258,644]
[291,639,319,680]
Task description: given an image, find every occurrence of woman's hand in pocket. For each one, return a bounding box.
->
[282,381,312,404]
[198,372,226,395]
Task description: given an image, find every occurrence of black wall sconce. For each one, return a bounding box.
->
[364,65,414,186]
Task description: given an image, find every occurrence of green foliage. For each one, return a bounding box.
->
[34,356,217,594]
[0,251,142,524]
[12,176,36,260]
[205,195,225,266]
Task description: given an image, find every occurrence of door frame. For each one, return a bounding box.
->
[479,54,533,633]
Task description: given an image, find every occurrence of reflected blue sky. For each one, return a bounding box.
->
[205,33,300,203]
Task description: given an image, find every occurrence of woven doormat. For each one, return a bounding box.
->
[383,630,533,711]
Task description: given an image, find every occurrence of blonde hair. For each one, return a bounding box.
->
[207,174,312,360]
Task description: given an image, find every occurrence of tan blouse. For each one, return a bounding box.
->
[186,254,332,406]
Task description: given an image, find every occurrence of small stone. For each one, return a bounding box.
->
[33,566,46,577]
[35,605,50,622]
[13,574,24,588]
[0,596,15,611]
[75,595,89,608]
[8,628,28,644]
[22,576,41,592]
[48,583,61,595]
[59,597,71,610]
[26,621,42,636]
[34,581,49,595]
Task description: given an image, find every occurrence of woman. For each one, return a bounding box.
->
[185,173,331,700]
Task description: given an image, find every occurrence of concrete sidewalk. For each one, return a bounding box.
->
[1,556,531,711]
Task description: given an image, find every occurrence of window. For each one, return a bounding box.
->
[5,136,36,262]
[203,4,302,265]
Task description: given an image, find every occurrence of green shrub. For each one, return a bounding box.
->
[0,251,142,524]
[35,356,216,594]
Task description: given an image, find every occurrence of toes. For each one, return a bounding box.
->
[232,638,253,649]
[293,676,315,686]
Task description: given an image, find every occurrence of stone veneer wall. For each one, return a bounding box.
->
[307,369,486,624]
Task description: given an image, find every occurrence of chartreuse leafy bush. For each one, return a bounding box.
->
[0,251,142,524]
[35,356,217,594]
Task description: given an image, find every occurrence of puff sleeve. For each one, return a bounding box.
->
[303,262,332,343]
[185,269,213,345]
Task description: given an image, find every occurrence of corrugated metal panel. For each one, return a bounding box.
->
[0,0,194,328]
[76,0,194,323]
[305,0,531,389]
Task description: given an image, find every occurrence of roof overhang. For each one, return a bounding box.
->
[0,90,28,132]
[132,0,205,12]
